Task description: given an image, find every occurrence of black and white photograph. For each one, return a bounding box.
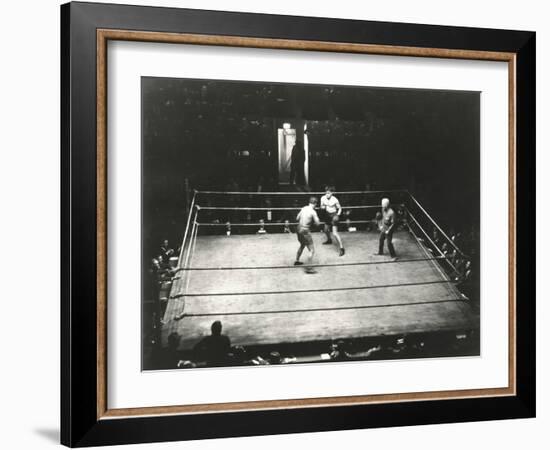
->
[141,77,481,370]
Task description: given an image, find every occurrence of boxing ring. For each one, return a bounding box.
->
[161,190,479,352]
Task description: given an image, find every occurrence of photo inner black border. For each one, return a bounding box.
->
[141,76,481,371]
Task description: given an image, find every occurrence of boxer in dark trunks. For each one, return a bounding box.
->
[295,197,321,274]
[320,186,345,256]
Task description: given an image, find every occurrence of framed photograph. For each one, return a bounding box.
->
[61,2,535,447]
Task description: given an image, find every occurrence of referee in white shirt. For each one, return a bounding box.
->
[320,186,345,256]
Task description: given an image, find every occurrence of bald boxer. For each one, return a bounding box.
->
[295,197,321,274]
[376,197,397,259]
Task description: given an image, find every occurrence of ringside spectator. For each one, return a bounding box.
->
[160,239,174,261]
[193,321,232,366]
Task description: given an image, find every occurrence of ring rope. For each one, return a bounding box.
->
[175,255,450,271]
[181,218,198,275]
[196,219,375,226]
[197,205,380,211]
[175,191,197,269]
[407,221,455,282]
[407,191,468,258]
[170,200,198,320]
[195,189,407,196]
[406,208,459,275]
[171,279,453,299]
[406,209,446,259]
[176,297,467,318]
[175,216,200,318]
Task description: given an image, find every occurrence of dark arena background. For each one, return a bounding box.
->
[142,77,480,370]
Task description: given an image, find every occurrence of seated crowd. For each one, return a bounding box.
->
[150,239,180,281]
[155,320,478,370]
[146,239,180,341]
[425,225,479,303]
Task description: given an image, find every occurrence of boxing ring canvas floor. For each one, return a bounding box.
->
[162,230,479,351]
